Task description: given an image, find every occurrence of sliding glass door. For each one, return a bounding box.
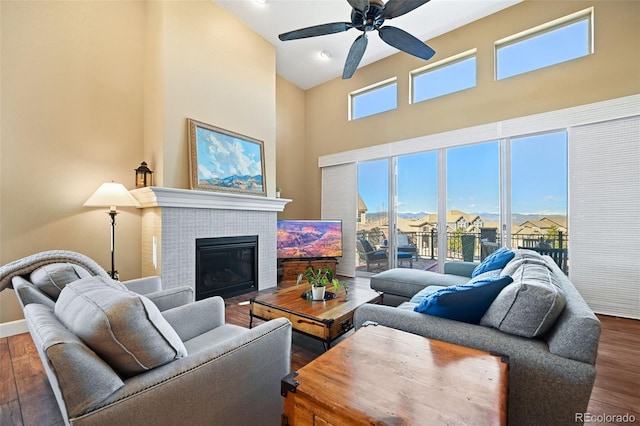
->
[397,151,438,270]
[446,141,500,262]
[510,132,568,254]
[357,159,390,273]
[354,131,567,274]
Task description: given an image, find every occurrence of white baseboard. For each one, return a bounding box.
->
[0,319,28,338]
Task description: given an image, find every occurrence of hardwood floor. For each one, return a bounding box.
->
[1,277,638,425]
[586,315,640,423]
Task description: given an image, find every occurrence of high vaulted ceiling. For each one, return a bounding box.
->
[215,0,522,89]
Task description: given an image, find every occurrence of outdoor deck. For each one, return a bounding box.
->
[356,230,568,274]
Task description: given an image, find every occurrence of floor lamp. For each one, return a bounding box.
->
[84,182,140,280]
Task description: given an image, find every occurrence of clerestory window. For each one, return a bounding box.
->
[411,50,477,103]
[495,8,593,80]
[349,78,397,120]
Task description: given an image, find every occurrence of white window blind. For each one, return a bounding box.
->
[322,163,357,277]
[569,116,640,319]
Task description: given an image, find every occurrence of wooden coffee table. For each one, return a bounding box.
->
[249,283,382,349]
[282,324,508,426]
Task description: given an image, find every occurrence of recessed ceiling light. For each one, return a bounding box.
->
[254,0,267,5]
[319,50,332,60]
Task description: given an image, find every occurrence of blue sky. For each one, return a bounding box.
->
[359,132,567,216]
[357,15,583,216]
[196,127,262,180]
[511,133,568,215]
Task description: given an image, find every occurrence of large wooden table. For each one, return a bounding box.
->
[282,324,508,426]
[249,283,382,349]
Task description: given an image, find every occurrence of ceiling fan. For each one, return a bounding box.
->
[278,0,436,79]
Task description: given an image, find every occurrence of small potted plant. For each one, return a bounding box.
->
[296,267,348,301]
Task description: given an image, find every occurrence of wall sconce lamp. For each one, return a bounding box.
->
[135,161,154,188]
[83,182,140,279]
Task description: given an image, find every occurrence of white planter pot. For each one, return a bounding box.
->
[312,286,325,301]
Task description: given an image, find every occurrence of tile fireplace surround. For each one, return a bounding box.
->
[130,187,290,294]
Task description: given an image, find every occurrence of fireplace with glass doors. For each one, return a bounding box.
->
[195,236,258,300]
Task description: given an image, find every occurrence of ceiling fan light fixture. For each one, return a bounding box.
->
[278,0,434,79]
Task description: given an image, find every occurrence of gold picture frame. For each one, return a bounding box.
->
[188,119,266,196]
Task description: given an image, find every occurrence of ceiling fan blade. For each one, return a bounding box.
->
[347,0,370,13]
[279,22,352,41]
[378,26,435,61]
[342,34,368,79]
[383,0,431,19]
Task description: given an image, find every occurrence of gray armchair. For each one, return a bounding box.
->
[21,276,292,425]
[12,267,194,312]
[2,251,194,311]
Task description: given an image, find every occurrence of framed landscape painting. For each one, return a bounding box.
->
[188,119,266,196]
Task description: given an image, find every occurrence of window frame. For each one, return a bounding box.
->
[410,49,477,104]
[349,77,398,121]
[494,7,594,80]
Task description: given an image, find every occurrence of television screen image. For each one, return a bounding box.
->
[277,220,342,259]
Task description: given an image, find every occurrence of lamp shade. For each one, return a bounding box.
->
[83,182,140,211]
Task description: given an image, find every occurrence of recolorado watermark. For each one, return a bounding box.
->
[576,412,636,423]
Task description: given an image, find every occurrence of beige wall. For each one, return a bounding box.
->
[276,75,307,219]
[0,0,146,323]
[139,0,276,277]
[302,0,640,217]
[158,1,276,191]
[0,0,277,324]
[143,0,165,188]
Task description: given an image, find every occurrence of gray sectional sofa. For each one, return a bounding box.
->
[354,249,601,426]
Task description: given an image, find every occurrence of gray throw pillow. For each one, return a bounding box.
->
[29,263,92,299]
[481,262,566,338]
[55,276,187,378]
[500,249,549,277]
[24,304,124,416]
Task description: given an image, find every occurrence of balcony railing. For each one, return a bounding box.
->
[356,229,568,268]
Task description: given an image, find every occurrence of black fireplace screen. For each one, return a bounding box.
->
[195,236,258,300]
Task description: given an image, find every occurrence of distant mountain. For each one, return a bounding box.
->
[367,211,563,226]
[200,174,263,190]
[477,213,546,223]
[398,212,429,219]
[475,213,500,222]
[367,211,428,221]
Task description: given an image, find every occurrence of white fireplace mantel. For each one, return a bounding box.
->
[130,187,290,212]
[131,186,290,293]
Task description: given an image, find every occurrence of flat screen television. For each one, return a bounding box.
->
[277,220,342,259]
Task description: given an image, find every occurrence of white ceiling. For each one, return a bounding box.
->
[215,0,522,90]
